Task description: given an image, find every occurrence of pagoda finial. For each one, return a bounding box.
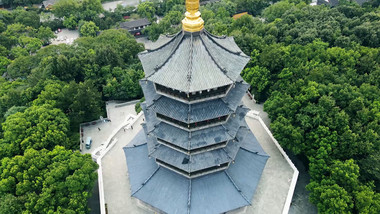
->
[182,0,204,32]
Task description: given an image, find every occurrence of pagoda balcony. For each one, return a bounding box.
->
[155,83,232,104]
[156,137,229,155]
[156,113,229,131]
[156,159,229,179]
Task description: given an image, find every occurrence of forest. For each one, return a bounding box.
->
[0,1,143,212]
[0,0,379,213]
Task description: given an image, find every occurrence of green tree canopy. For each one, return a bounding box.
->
[0,146,98,213]
[0,104,69,158]
[79,21,99,37]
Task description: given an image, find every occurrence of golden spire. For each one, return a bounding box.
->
[182,0,204,32]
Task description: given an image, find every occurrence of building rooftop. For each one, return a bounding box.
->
[233,12,249,20]
[120,18,151,30]
[139,30,250,93]
[124,127,269,213]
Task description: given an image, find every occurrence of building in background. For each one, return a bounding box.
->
[119,18,151,36]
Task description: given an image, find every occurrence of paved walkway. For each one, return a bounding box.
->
[102,0,140,11]
[245,117,293,213]
[242,95,317,214]
[51,29,79,45]
[102,114,149,214]
[81,101,139,155]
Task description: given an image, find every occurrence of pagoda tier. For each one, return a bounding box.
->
[143,104,249,152]
[124,123,268,214]
[139,30,250,94]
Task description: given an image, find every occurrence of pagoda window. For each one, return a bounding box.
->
[155,83,231,103]
[156,113,229,130]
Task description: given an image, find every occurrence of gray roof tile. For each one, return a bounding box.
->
[223,81,250,110]
[139,80,160,106]
[139,30,249,93]
[152,122,232,150]
[150,145,231,172]
[124,128,269,214]
[151,96,232,123]
[120,18,151,29]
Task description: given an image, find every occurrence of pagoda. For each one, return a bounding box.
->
[123,0,269,213]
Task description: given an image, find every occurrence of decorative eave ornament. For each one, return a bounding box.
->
[182,0,204,32]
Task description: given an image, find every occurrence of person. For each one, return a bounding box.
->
[131,125,133,130]
[98,127,101,131]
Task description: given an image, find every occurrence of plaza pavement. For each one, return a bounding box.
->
[81,101,139,156]
[102,0,140,11]
[51,29,79,45]
[81,95,297,214]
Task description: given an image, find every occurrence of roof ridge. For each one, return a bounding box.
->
[220,96,234,113]
[221,124,235,139]
[124,142,147,149]
[186,33,194,92]
[224,171,251,205]
[148,143,162,156]
[199,34,234,83]
[240,147,269,157]
[222,147,233,161]
[155,32,185,71]
[140,31,181,54]
[187,179,192,214]
[203,29,227,39]
[144,32,185,79]
[203,30,249,58]
[131,166,161,196]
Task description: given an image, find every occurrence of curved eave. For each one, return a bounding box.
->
[139,30,250,93]
[124,129,269,214]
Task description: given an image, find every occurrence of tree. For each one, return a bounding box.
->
[3,106,27,119]
[241,65,271,101]
[308,179,354,214]
[103,67,144,100]
[0,104,69,158]
[0,57,10,76]
[52,0,80,18]
[262,0,294,22]
[63,15,78,30]
[0,146,98,213]
[0,194,23,214]
[79,21,99,37]
[7,56,36,78]
[32,80,104,134]
[79,0,103,21]
[13,9,40,29]
[137,1,156,20]
[18,36,42,54]
[235,0,270,16]
[34,26,56,45]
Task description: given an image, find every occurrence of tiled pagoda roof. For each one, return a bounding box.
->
[144,106,249,151]
[151,96,231,123]
[139,30,250,93]
[124,128,269,214]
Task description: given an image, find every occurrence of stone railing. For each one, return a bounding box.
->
[96,111,143,214]
[246,111,299,214]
